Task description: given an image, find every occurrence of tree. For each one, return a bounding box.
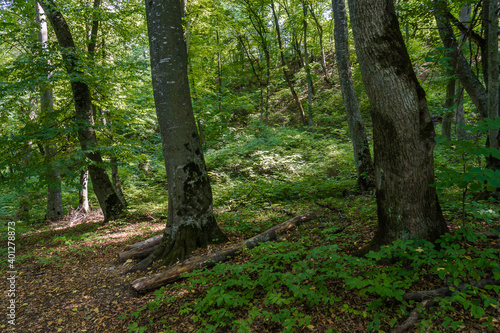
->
[271,1,307,125]
[301,0,314,131]
[39,0,124,221]
[36,2,64,220]
[132,0,228,270]
[347,0,448,253]
[332,0,374,190]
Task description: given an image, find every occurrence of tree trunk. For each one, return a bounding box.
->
[79,169,90,213]
[485,0,500,174]
[110,156,127,207]
[441,76,456,141]
[332,0,375,190]
[432,0,488,119]
[134,0,228,271]
[271,2,306,125]
[36,2,64,220]
[309,3,332,86]
[455,86,467,140]
[39,0,123,222]
[302,0,314,132]
[216,29,223,114]
[348,0,448,253]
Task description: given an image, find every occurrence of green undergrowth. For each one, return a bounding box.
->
[125,228,500,333]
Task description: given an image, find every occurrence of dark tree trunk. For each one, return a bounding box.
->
[348,0,448,253]
[332,0,375,190]
[134,0,228,271]
[39,0,123,221]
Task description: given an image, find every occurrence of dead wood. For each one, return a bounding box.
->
[390,299,435,333]
[131,211,317,292]
[118,234,163,263]
[391,278,500,332]
[403,278,500,302]
[125,234,163,251]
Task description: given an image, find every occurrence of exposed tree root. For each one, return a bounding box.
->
[130,212,317,292]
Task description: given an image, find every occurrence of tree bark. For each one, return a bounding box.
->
[332,0,375,190]
[36,2,64,220]
[301,0,314,132]
[79,169,90,213]
[348,0,447,253]
[485,0,500,174]
[134,0,228,271]
[441,76,456,141]
[39,0,123,221]
[130,212,316,292]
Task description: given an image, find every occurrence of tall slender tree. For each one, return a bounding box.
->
[348,0,448,253]
[39,0,124,221]
[36,2,64,220]
[131,0,228,271]
[271,1,306,125]
[332,0,374,190]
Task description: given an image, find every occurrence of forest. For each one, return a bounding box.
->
[1,0,500,332]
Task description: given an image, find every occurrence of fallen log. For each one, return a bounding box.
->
[126,234,163,251]
[131,211,317,292]
[391,278,500,332]
[118,235,163,262]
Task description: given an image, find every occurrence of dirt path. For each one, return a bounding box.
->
[6,218,162,333]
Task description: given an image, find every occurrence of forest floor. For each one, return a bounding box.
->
[4,199,500,333]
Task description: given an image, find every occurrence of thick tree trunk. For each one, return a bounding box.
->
[332,0,375,190]
[348,0,447,253]
[39,0,123,221]
[271,2,306,125]
[36,2,64,220]
[134,0,228,271]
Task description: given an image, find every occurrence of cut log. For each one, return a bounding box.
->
[118,234,163,263]
[131,211,317,292]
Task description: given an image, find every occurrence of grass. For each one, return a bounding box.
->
[2,124,499,332]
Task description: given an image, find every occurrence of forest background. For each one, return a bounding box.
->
[1,0,500,332]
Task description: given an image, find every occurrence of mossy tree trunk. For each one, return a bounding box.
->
[348,0,448,253]
[134,0,228,271]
